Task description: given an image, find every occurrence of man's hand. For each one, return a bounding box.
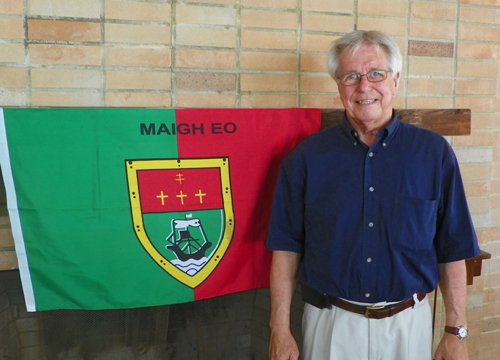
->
[269,329,300,360]
[434,334,468,360]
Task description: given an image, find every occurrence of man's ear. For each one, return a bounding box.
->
[393,72,401,93]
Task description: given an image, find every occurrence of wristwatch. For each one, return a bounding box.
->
[444,325,468,339]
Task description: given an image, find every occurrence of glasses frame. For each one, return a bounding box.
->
[337,69,392,86]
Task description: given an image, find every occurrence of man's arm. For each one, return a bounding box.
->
[269,250,301,360]
[434,260,469,360]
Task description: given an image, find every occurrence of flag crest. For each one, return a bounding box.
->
[126,158,234,288]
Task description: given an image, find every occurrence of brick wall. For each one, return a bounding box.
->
[0,0,499,359]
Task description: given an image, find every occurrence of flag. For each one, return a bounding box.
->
[0,108,321,311]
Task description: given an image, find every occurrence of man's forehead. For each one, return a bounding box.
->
[339,44,388,72]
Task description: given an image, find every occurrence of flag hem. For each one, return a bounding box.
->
[0,108,36,311]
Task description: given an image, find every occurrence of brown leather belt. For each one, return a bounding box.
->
[331,293,426,319]
[302,284,426,320]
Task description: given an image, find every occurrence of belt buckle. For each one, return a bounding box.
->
[365,305,386,318]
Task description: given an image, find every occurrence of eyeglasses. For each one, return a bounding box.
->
[337,70,392,86]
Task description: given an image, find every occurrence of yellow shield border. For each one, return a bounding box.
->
[125,157,234,288]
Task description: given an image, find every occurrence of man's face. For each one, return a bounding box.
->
[337,44,400,130]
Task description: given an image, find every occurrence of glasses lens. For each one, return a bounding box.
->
[339,70,389,85]
[340,74,359,86]
[367,70,387,83]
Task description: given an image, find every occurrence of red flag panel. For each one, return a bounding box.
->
[174,109,321,300]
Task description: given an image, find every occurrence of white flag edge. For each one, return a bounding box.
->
[0,108,36,312]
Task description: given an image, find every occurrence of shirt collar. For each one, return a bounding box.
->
[340,110,400,145]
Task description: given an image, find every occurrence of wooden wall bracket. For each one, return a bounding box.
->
[466,251,491,286]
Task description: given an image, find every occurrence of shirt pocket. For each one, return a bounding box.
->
[390,193,438,251]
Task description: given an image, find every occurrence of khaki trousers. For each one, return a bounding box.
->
[301,296,432,360]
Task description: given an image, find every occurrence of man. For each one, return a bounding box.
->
[266,30,480,360]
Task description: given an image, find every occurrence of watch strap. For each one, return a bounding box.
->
[444,325,468,339]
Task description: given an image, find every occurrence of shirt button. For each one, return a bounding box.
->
[369,187,374,192]
[368,222,374,227]
[369,152,374,157]
[382,143,387,148]
[365,293,370,298]
[367,258,372,263]
[353,132,358,137]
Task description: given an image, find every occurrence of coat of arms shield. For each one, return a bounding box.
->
[126,158,234,288]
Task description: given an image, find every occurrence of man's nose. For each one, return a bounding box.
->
[357,75,372,89]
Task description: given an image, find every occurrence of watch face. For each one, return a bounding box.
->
[458,327,468,338]
[445,325,468,339]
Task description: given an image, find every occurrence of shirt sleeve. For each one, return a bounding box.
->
[434,141,480,263]
[265,149,306,254]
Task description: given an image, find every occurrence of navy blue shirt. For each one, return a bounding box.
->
[266,111,480,303]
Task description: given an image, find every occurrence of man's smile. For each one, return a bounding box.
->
[357,99,376,105]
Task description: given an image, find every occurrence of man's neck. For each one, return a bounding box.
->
[356,130,379,148]
[347,114,393,148]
